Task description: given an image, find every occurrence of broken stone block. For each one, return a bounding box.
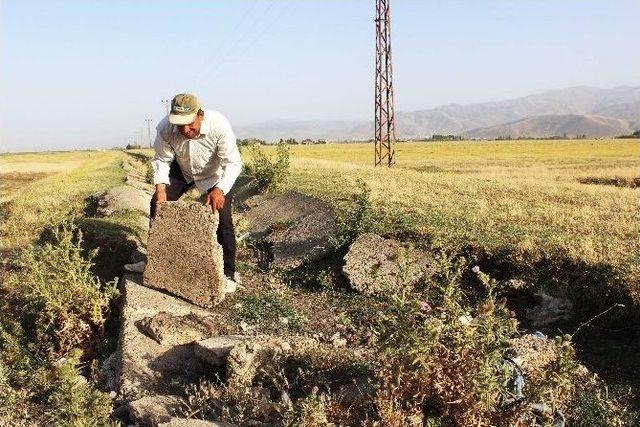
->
[227,337,293,388]
[239,192,337,269]
[144,201,226,308]
[194,335,246,366]
[128,394,183,426]
[139,312,220,346]
[343,233,434,296]
[96,185,151,217]
[117,274,217,401]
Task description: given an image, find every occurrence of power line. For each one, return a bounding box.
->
[194,0,278,87]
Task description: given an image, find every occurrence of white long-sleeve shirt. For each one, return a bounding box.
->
[151,110,243,195]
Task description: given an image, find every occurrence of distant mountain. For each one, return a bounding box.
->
[235,86,640,140]
[464,114,633,139]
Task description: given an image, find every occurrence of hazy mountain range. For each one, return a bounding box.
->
[236,86,640,140]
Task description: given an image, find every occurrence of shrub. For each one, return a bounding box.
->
[372,255,634,426]
[0,220,119,425]
[333,179,376,248]
[7,220,118,358]
[246,142,290,193]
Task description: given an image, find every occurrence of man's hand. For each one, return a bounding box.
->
[154,184,167,204]
[205,187,225,211]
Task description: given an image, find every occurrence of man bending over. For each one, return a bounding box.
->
[125,93,243,291]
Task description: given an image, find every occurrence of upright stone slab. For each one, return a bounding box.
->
[144,201,225,307]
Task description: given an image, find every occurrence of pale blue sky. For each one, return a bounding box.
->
[2,0,639,151]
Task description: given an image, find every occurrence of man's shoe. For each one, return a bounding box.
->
[124,260,147,273]
[224,277,239,294]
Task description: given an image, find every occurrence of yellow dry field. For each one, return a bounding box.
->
[0,150,125,249]
[280,139,640,297]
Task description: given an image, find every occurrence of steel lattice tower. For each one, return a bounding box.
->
[374,0,396,167]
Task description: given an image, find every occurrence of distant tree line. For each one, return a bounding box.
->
[429,134,463,141]
[492,134,590,141]
[615,130,640,139]
[238,138,329,146]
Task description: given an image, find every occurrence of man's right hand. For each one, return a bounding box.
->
[154,184,167,204]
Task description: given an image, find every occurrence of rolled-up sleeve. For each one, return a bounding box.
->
[213,116,243,194]
[151,125,173,186]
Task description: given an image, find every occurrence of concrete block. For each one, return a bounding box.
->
[139,312,220,346]
[116,274,219,401]
[343,233,434,296]
[128,394,183,426]
[239,192,337,269]
[144,201,226,308]
[193,335,246,366]
[97,185,151,217]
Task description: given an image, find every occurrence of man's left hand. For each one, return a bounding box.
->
[205,187,225,211]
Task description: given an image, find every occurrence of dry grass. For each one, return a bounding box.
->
[269,139,640,300]
[1,150,125,250]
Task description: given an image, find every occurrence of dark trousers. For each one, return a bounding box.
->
[150,161,236,278]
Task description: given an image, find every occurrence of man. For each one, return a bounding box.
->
[125,93,243,292]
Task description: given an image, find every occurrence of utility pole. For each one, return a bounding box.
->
[374,0,396,167]
[161,99,170,115]
[145,118,153,148]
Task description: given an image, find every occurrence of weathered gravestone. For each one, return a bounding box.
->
[143,201,225,308]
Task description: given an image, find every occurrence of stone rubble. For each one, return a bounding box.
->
[127,394,183,426]
[116,274,218,402]
[193,335,247,367]
[139,312,220,346]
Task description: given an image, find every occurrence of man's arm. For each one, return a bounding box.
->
[151,123,174,204]
[204,115,243,211]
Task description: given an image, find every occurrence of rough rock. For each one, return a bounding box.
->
[116,274,216,401]
[194,335,246,366]
[144,201,226,308]
[508,333,558,375]
[127,394,183,426]
[139,312,220,346]
[97,185,151,217]
[343,233,434,296]
[159,419,237,427]
[226,337,294,388]
[239,192,337,269]
[525,293,573,327]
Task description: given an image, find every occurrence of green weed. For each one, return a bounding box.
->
[245,143,291,193]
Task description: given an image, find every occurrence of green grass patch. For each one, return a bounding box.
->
[234,293,304,333]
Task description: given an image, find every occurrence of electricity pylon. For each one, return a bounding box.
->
[374,0,396,167]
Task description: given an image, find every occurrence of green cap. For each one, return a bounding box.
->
[169,93,200,125]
